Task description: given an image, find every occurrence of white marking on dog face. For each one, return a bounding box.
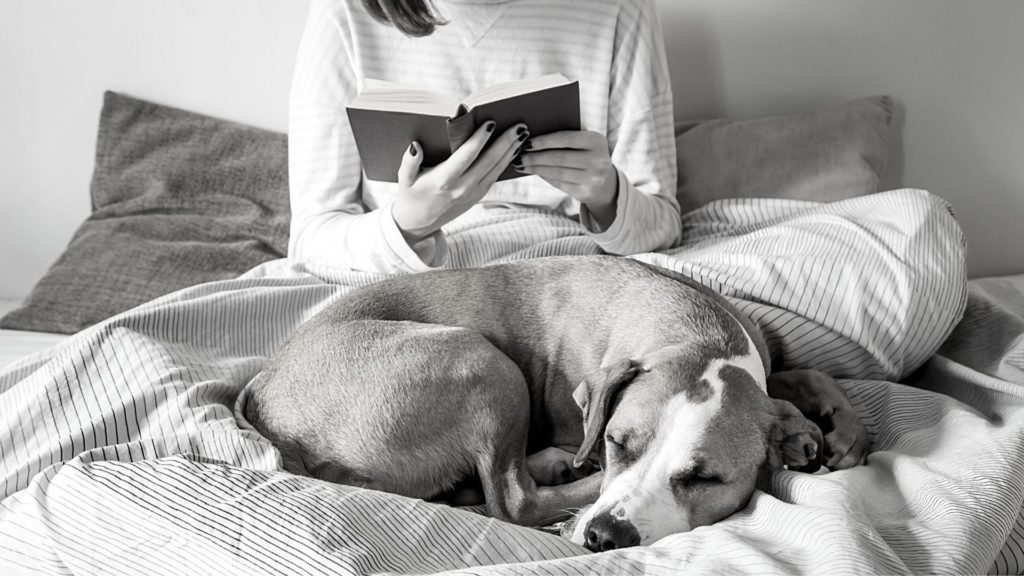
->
[571,345,767,547]
[735,329,767,393]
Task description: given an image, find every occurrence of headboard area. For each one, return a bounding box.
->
[2,0,1022,298]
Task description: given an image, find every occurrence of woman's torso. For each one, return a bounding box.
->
[336,0,627,215]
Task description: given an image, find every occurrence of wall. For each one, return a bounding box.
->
[0,0,309,299]
[659,0,1024,279]
[2,0,1023,298]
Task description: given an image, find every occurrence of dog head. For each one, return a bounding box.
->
[568,338,822,552]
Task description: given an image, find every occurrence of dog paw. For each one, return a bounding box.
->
[770,398,823,473]
[527,447,592,486]
[768,369,869,471]
[563,458,597,482]
[822,407,870,470]
[784,429,823,473]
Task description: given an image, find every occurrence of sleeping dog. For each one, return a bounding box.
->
[245,256,867,551]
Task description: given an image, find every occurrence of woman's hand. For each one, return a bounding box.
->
[512,129,619,229]
[392,121,529,244]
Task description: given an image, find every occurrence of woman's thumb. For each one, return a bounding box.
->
[398,142,423,187]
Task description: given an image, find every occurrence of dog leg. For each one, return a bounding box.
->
[470,360,602,526]
[482,455,603,527]
[767,369,869,469]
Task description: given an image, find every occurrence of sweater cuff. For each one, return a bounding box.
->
[579,168,633,253]
[381,203,448,272]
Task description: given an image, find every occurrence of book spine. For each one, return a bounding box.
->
[446,105,476,154]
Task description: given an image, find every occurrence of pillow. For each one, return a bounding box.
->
[0,91,290,334]
[675,95,893,214]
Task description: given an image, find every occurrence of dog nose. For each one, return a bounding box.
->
[583,512,641,552]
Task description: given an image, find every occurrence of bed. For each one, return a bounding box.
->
[2,93,1023,574]
[0,301,68,374]
[0,198,1022,575]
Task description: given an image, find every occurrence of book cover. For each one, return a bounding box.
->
[347,79,581,183]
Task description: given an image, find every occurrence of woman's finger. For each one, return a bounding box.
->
[466,123,528,184]
[516,164,590,185]
[516,149,594,170]
[397,141,424,188]
[479,130,528,183]
[524,129,602,152]
[438,120,498,180]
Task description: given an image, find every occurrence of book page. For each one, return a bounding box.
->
[462,74,571,111]
[350,79,462,117]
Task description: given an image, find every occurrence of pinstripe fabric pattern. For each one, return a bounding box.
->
[2,189,1008,575]
[288,0,680,273]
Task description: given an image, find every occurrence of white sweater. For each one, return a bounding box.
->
[289,0,680,273]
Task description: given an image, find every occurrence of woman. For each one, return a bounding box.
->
[288,0,681,273]
[288,0,968,384]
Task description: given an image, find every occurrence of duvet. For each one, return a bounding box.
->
[4,189,1019,575]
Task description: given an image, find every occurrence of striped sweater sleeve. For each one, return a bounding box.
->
[578,0,681,254]
[287,0,446,274]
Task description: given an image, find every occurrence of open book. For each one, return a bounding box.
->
[346,74,581,182]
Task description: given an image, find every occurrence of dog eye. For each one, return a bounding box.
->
[671,471,723,488]
[604,433,626,449]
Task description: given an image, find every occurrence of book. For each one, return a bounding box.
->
[346,74,581,183]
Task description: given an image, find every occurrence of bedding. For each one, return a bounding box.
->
[0,92,893,335]
[675,96,893,214]
[0,92,290,335]
[0,301,67,373]
[3,189,1015,575]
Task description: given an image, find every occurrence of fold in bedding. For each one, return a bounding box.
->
[3,189,1014,575]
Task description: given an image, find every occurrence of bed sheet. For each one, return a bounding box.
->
[3,189,1009,576]
[905,272,1024,574]
[0,300,68,373]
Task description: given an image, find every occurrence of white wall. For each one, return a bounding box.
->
[659,0,1024,280]
[2,0,1023,299]
[0,0,310,299]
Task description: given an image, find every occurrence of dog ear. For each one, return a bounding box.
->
[572,359,641,468]
[765,398,824,473]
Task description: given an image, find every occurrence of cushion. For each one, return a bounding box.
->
[0,92,290,334]
[675,95,894,214]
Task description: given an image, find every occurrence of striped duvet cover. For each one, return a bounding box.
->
[3,189,1021,575]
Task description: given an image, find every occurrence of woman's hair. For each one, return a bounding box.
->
[361,0,446,37]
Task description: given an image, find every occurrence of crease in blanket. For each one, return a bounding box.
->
[3,189,1008,576]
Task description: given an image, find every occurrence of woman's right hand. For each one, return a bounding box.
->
[392,121,529,244]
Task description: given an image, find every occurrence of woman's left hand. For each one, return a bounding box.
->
[513,129,619,229]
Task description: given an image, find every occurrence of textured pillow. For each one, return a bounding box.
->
[0,91,290,334]
[675,95,893,214]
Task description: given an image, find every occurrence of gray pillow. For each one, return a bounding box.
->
[0,92,290,334]
[675,96,893,214]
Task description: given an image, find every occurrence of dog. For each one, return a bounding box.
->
[244,255,868,552]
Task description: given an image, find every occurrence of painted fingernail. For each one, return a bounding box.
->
[518,132,529,142]
[516,125,528,136]
[486,122,496,132]
[409,143,417,157]
[522,140,533,151]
